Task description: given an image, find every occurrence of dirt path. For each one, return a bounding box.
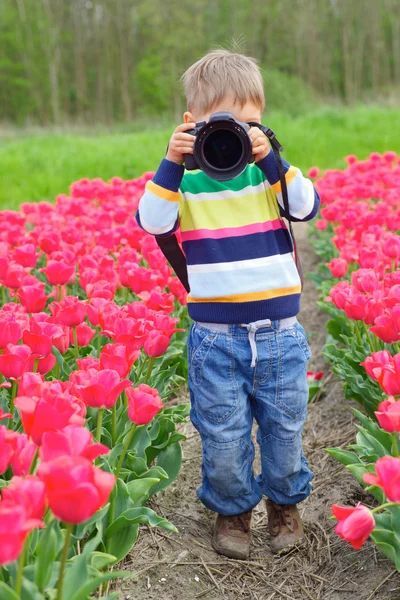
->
[119,224,400,600]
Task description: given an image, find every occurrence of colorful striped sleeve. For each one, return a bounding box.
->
[256,152,320,222]
[136,159,184,236]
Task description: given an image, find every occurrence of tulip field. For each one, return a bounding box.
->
[309,152,400,565]
[1,149,400,599]
[0,175,191,598]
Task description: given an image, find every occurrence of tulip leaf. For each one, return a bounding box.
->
[0,583,19,600]
[346,463,368,484]
[52,346,72,380]
[370,527,400,571]
[35,519,60,591]
[90,551,117,571]
[71,571,132,600]
[74,504,110,540]
[126,477,160,506]
[106,524,139,562]
[150,441,182,495]
[355,428,390,459]
[352,408,393,450]
[325,448,362,466]
[105,506,178,537]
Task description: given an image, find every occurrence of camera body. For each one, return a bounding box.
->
[184,112,255,181]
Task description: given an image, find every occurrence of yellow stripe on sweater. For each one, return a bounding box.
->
[187,284,301,303]
[180,187,280,231]
[271,166,299,194]
[146,180,181,202]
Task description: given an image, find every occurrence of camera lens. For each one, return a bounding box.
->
[203,129,243,170]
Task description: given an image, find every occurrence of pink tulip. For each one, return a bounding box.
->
[326,258,348,278]
[40,425,109,463]
[332,504,375,550]
[126,384,163,425]
[69,322,95,347]
[2,475,46,520]
[75,369,132,409]
[0,344,31,379]
[49,296,87,327]
[18,284,49,313]
[364,456,400,501]
[40,259,75,286]
[15,388,86,445]
[100,343,140,377]
[0,501,44,566]
[38,455,115,524]
[375,397,400,432]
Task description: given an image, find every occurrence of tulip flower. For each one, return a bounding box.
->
[12,243,40,268]
[0,501,44,566]
[4,430,37,476]
[49,296,87,327]
[361,350,393,381]
[18,284,49,313]
[126,384,163,425]
[326,258,348,278]
[375,397,400,432]
[364,456,400,501]
[23,321,54,358]
[100,343,140,377]
[332,504,375,550]
[0,313,22,349]
[75,369,131,409]
[39,259,75,286]
[0,343,31,379]
[40,425,109,463]
[38,455,115,524]
[2,475,46,520]
[143,329,170,357]
[0,425,13,474]
[68,321,95,347]
[15,388,86,445]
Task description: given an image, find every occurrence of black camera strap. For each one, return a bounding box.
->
[155,126,304,295]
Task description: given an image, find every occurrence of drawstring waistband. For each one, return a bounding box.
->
[196,316,298,368]
[238,319,273,368]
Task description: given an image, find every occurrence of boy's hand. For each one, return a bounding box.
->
[166,123,196,165]
[248,127,270,162]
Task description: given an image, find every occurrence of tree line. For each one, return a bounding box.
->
[0,0,399,126]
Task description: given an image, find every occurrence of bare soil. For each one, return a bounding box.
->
[118,223,400,600]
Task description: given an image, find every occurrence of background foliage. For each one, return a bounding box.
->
[1,0,400,126]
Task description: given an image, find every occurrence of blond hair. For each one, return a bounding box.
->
[181,50,265,115]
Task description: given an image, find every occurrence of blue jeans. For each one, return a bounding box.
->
[187,317,314,516]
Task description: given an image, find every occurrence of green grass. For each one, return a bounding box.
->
[1,105,399,210]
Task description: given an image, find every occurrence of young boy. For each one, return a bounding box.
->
[136,50,320,560]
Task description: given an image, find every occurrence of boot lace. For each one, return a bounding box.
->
[228,512,251,533]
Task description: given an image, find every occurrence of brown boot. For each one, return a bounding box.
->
[266,499,304,554]
[211,510,252,560]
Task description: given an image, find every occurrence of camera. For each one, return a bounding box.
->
[184,112,255,181]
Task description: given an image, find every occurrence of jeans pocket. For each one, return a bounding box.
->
[188,324,219,386]
[276,327,310,419]
[293,322,312,362]
[203,437,254,497]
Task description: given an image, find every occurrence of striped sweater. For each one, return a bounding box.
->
[136,151,320,323]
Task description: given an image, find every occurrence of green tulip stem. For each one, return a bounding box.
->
[112,404,117,446]
[136,356,148,380]
[108,423,137,527]
[97,326,102,358]
[394,342,400,355]
[115,423,136,480]
[96,409,104,443]
[15,540,28,596]
[8,379,18,430]
[72,326,79,360]
[354,321,363,347]
[123,390,128,410]
[33,358,39,373]
[29,447,39,475]
[56,522,73,600]
[371,502,400,514]
[392,433,399,457]
[144,357,155,384]
[1,285,5,306]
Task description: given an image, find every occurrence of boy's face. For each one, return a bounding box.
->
[184,95,262,125]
